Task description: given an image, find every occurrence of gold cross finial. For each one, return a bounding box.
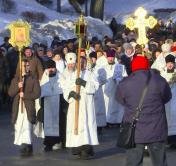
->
[126,7,157,45]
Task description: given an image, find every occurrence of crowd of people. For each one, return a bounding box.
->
[0,19,176,165]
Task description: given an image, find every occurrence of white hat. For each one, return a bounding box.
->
[65,52,77,64]
[130,41,137,49]
[123,43,133,50]
[161,43,171,53]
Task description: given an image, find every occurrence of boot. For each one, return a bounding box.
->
[20,144,33,157]
[44,145,53,152]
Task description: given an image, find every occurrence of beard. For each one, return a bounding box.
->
[167,68,175,73]
[108,61,115,65]
[49,71,56,77]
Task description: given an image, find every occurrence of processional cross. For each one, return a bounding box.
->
[126,7,157,45]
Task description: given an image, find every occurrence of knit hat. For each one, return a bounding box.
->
[165,54,175,64]
[65,52,77,64]
[45,59,56,68]
[123,43,133,50]
[131,55,149,72]
[106,49,116,57]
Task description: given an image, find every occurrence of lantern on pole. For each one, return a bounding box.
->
[74,14,87,135]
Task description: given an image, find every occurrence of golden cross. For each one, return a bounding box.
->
[126,7,157,45]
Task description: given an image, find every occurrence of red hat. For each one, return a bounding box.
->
[171,46,176,52]
[131,55,149,72]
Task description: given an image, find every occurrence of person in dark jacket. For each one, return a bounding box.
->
[8,59,41,157]
[120,43,135,75]
[0,36,12,51]
[0,48,9,110]
[116,55,172,166]
[6,46,19,81]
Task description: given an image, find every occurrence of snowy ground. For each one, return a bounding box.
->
[0,0,176,46]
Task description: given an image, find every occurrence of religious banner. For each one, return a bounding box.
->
[126,7,157,46]
[7,19,31,49]
[7,20,31,113]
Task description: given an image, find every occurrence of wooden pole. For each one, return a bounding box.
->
[19,49,23,113]
[74,37,83,135]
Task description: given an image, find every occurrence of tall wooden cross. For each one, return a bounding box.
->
[126,7,157,45]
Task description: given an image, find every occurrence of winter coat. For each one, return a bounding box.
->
[116,69,172,143]
[8,74,41,124]
[120,54,132,75]
[6,49,19,80]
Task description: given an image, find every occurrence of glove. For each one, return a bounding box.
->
[76,78,86,87]
[68,91,80,100]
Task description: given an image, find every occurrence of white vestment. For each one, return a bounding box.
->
[40,70,62,137]
[161,70,176,136]
[92,65,107,127]
[60,68,99,147]
[102,63,126,124]
[14,99,32,145]
[55,60,65,73]
[151,53,166,72]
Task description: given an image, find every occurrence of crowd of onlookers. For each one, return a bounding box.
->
[1,17,176,111]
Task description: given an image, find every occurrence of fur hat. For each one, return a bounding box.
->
[165,54,175,64]
[89,51,97,59]
[45,59,56,69]
[65,52,77,64]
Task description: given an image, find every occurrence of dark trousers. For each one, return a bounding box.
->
[59,94,68,147]
[126,142,167,166]
[44,136,60,146]
[168,135,176,145]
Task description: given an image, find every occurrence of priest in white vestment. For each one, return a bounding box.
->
[60,53,99,159]
[102,49,127,125]
[8,59,41,157]
[151,43,171,72]
[88,52,106,133]
[40,59,63,151]
[161,54,176,148]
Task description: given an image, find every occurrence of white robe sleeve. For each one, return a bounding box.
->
[84,71,99,94]
[59,72,75,103]
[113,64,127,83]
[151,53,166,73]
[94,67,107,85]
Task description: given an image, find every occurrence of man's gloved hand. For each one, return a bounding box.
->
[76,78,86,87]
[68,91,80,100]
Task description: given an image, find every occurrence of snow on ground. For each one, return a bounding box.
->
[0,0,112,46]
[0,0,176,46]
[104,0,176,19]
